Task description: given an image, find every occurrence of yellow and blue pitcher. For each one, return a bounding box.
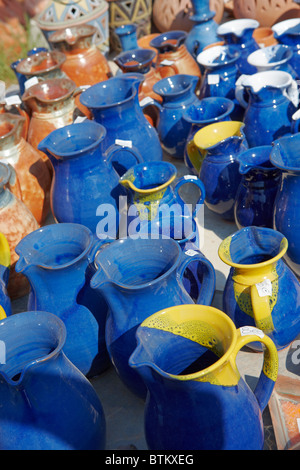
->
[0,233,11,318]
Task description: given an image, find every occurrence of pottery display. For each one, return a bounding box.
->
[90,238,216,399]
[247,44,297,77]
[219,226,300,351]
[0,233,12,318]
[48,25,112,87]
[150,31,201,78]
[270,134,300,277]
[0,113,51,226]
[147,74,200,159]
[15,51,67,85]
[35,0,110,52]
[196,45,244,121]
[0,311,106,450]
[235,70,299,147]
[234,146,281,230]
[80,75,163,164]
[272,19,300,78]
[129,304,278,450]
[233,0,300,28]
[15,223,111,378]
[119,161,206,236]
[185,0,220,58]
[0,163,39,300]
[194,121,248,221]
[217,19,260,74]
[38,120,143,235]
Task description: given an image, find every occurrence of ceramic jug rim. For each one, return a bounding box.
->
[16,50,66,75]
[0,311,66,386]
[150,30,187,50]
[130,304,238,382]
[194,121,245,150]
[152,74,198,97]
[270,135,300,172]
[48,24,97,45]
[272,18,300,36]
[114,48,156,69]
[197,45,240,68]
[217,18,260,37]
[247,44,293,67]
[236,145,275,173]
[239,70,294,93]
[120,161,177,194]
[183,97,234,124]
[115,23,137,37]
[22,78,77,104]
[0,112,25,140]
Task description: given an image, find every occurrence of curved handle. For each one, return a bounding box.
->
[105,142,144,177]
[88,236,115,264]
[139,96,163,113]
[173,175,206,219]
[250,281,275,334]
[231,326,278,411]
[235,75,250,109]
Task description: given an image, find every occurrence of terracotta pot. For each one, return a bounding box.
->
[152,0,224,33]
[253,27,278,47]
[233,0,300,27]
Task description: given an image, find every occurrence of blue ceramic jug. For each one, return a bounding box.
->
[234,146,282,229]
[217,18,260,74]
[129,304,278,450]
[235,70,299,147]
[196,45,244,121]
[119,160,206,237]
[90,238,216,399]
[270,133,300,277]
[194,121,248,221]
[15,223,110,378]
[219,226,300,351]
[185,0,219,57]
[272,18,300,78]
[80,75,163,164]
[0,233,11,318]
[38,120,143,236]
[183,97,235,175]
[0,311,106,450]
[247,44,297,77]
[115,24,139,51]
[148,74,200,159]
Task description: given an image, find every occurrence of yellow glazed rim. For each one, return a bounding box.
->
[0,233,10,268]
[120,173,176,195]
[139,304,238,382]
[194,121,244,150]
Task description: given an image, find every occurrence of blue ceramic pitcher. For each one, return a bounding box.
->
[115,24,139,51]
[185,0,219,57]
[272,18,300,78]
[129,304,278,450]
[38,120,143,236]
[90,238,216,399]
[0,311,106,450]
[80,75,163,164]
[15,223,110,378]
[0,233,11,318]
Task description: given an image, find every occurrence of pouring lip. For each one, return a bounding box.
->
[272,18,300,37]
[270,135,300,173]
[247,44,293,67]
[21,77,77,104]
[217,18,260,37]
[152,74,199,98]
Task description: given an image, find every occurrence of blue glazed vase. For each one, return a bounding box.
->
[234,146,282,229]
[194,121,248,221]
[219,226,300,351]
[149,74,200,159]
[129,304,278,450]
[0,311,106,450]
[235,70,299,148]
[196,45,244,121]
[80,75,163,164]
[183,96,235,175]
[115,24,139,51]
[271,134,300,277]
[272,19,300,78]
[90,238,216,399]
[15,223,111,378]
[185,0,219,58]
[247,44,297,78]
[38,120,143,236]
[217,18,260,74]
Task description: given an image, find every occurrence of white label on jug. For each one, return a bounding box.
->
[207,74,220,85]
[240,326,265,339]
[25,77,39,90]
[74,116,87,124]
[5,95,21,106]
[293,109,300,121]
[256,279,273,297]
[115,139,133,149]
[185,249,198,257]
[184,175,198,180]
[140,97,154,108]
[160,59,175,66]
[297,418,300,433]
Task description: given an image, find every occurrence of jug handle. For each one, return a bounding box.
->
[176,249,216,305]
[230,326,278,412]
[235,75,250,109]
[250,281,275,335]
[105,142,144,177]
[140,97,163,127]
[88,236,115,265]
[173,175,206,219]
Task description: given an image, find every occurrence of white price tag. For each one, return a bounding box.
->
[207,74,220,85]
[256,279,273,298]
[185,249,198,257]
[74,116,87,124]
[140,97,154,108]
[25,77,39,90]
[5,95,22,106]
[297,418,300,433]
[240,326,265,339]
[160,59,175,66]
[184,175,198,180]
[115,139,133,149]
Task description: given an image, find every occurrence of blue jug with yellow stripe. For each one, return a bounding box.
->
[129,304,278,450]
[0,233,11,318]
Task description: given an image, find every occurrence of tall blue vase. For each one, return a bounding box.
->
[185,0,220,58]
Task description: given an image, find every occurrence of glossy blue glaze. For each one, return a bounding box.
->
[114,48,156,74]
[115,24,139,51]
[151,74,199,159]
[183,97,235,174]
[80,75,163,164]
[0,263,11,317]
[38,120,143,235]
[234,146,282,229]
[0,311,106,450]
[272,19,300,78]
[222,227,300,350]
[185,0,219,57]
[15,223,110,378]
[197,45,244,121]
[217,18,260,74]
[247,44,297,78]
[90,238,216,399]
[271,134,300,277]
